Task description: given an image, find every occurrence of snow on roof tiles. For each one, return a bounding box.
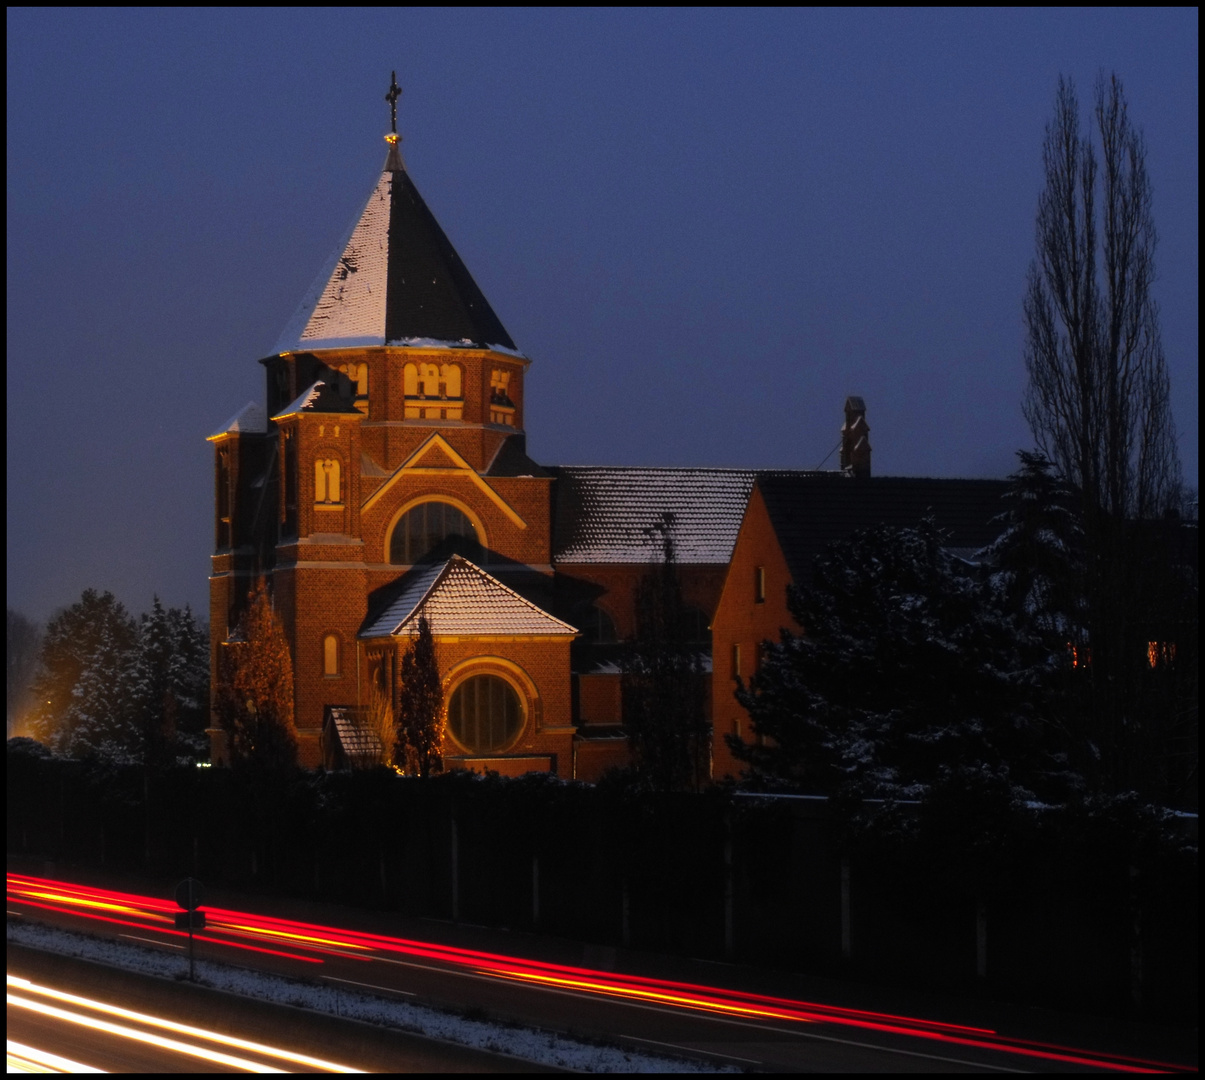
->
[271,380,362,420]
[276,172,391,354]
[549,467,759,564]
[361,556,577,639]
[326,707,382,769]
[208,401,267,439]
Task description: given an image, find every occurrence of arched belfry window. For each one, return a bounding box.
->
[389,501,482,565]
[448,674,524,753]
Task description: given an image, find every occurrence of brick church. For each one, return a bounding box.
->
[208,86,1006,779]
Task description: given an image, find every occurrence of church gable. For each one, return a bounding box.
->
[361,556,577,639]
[362,432,528,531]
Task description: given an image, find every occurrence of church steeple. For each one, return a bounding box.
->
[275,74,517,355]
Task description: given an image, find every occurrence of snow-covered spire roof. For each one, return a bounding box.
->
[274,130,518,356]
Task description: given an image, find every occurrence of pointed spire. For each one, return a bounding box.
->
[273,77,517,355]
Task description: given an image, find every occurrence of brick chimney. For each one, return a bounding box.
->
[840,396,871,478]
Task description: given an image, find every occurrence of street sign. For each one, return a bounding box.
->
[173,877,206,983]
[175,877,204,912]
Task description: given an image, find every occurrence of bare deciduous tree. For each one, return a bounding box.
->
[1023,73,1186,798]
[1024,72,1180,525]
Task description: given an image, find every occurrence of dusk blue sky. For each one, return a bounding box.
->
[7,8,1198,625]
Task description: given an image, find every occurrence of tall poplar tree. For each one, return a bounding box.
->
[1023,73,1185,796]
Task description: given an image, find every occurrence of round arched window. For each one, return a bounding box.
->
[448,674,524,754]
[390,501,482,564]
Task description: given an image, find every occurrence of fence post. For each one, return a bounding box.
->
[1129,865,1143,1012]
[976,898,988,980]
[621,879,630,948]
[723,813,735,960]
[451,816,459,923]
[840,856,851,960]
[532,854,540,927]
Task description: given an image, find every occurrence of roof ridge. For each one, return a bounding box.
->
[437,556,578,634]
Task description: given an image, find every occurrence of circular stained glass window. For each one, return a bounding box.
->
[448,674,524,754]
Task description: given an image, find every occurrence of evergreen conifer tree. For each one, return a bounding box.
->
[732,520,1050,799]
[395,615,443,776]
[29,590,138,758]
[978,451,1085,644]
[129,598,211,764]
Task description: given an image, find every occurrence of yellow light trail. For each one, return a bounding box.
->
[478,965,809,1022]
[215,920,373,952]
[7,976,363,1073]
[17,890,151,920]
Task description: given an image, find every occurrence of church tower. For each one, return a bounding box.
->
[209,75,571,770]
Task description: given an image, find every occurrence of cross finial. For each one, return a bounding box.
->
[385,71,402,135]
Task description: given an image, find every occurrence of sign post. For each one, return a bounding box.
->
[173,878,206,982]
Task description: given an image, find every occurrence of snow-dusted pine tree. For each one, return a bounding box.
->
[978,451,1084,643]
[59,625,140,760]
[165,604,210,752]
[130,596,174,764]
[395,615,443,776]
[129,597,211,764]
[29,590,138,758]
[732,520,1051,800]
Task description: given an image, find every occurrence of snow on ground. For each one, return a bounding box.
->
[7,919,723,1073]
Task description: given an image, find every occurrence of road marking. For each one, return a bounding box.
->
[119,934,184,950]
[472,976,1025,1073]
[322,975,416,997]
[7,910,24,916]
[623,1034,762,1064]
[364,951,1021,1071]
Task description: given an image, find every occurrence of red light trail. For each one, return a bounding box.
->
[6,873,1188,1073]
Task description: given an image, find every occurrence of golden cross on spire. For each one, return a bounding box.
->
[385,71,402,135]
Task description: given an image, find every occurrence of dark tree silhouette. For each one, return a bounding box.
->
[1023,74,1187,797]
[1024,73,1180,525]
[622,513,709,792]
[7,609,42,735]
[395,615,443,777]
[731,521,1052,799]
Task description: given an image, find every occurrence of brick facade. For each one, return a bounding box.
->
[709,485,798,781]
